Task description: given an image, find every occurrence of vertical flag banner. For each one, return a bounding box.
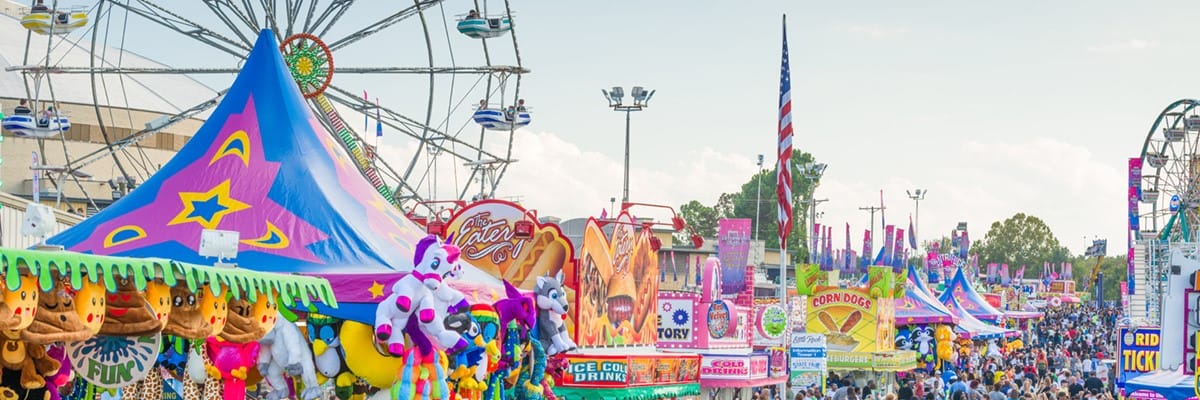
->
[844,224,852,272]
[812,223,821,264]
[776,17,794,248]
[363,90,369,131]
[718,218,753,294]
[1128,157,1142,295]
[375,98,383,137]
[883,225,896,265]
[908,215,917,249]
[861,229,872,272]
[959,230,970,259]
[892,228,905,271]
[1000,264,1010,285]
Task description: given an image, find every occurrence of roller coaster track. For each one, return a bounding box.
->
[313,94,400,207]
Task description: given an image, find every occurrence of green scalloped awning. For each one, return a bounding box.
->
[0,247,336,308]
[553,384,701,400]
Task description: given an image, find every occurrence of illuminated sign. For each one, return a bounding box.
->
[657,298,693,343]
[707,300,731,339]
[1118,327,1161,389]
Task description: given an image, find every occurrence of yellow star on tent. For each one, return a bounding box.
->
[368,281,385,299]
[168,180,251,229]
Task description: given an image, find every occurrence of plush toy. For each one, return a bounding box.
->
[21,277,93,345]
[73,279,107,336]
[0,274,39,331]
[145,280,173,329]
[159,335,190,380]
[912,326,935,362]
[494,281,536,351]
[375,235,469,356]
[258,312,321,400]
[0,330,61,391]
[205,336,259,400]
[307,314,356,399]
[220,292,277,343]
[340,321,403,389]
[164,286,211,339]
[197,287,229,337]
[98,276,161,337]
[44,345,71,400]
[534,271,575,356]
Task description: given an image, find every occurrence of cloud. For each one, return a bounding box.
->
[1087,39,1160,53]
[844,24,909,39]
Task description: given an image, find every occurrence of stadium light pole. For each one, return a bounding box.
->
[602,86,655,203]
[907,189,927,245]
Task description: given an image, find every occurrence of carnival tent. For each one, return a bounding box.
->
[896,276,958,326]
[938,268,1005,323]
[942,295,1014,340]
[909,264,933,296]
[45,30,499,323]
[1124,367,1197,400]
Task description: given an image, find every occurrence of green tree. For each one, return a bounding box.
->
[971,213,1071,276]
[676,200,721,243]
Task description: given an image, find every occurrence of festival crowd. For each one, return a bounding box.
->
[789,303,1121,400]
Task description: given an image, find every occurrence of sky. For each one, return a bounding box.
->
[45,0,1200,257]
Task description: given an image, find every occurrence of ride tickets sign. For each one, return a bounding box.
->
[1117,327,1161,388]
[445,200,576,291]
[67,334,162,389]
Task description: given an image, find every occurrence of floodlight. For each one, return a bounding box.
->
[632,86,646,102]
[609,86,624,102]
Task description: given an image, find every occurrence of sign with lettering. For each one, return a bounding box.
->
[806,287,884,353]
[575,213,660,347]
[789,333,827,396]
[562,358,630,386]
[749,354,769,380]
[1118,327,1161,389]
[700,355,752,380]
[717,219,752,294]
[445,199,576,291]
[707,300,732,339]
[67,334,162,389]
[657,298,694,344]
[755,304,787,344]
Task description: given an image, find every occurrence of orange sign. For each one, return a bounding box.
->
[445,200,576,290]
[576,213,659,347]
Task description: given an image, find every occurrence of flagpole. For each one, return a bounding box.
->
[778,13,789,400]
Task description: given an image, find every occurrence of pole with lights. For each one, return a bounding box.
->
[602,86,655,202]
[906,189,927,246]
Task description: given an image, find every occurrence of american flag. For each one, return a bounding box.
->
[776,15,794,248]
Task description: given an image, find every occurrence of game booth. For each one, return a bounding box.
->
[553,213,702,400]
[655,256,786,400]
[892,265,960,373]
[798,265,917,389]
[31,29,579,400]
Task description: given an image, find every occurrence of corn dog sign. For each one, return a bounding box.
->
[806,287,891,354]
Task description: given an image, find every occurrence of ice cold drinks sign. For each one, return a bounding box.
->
[566,360,629,384]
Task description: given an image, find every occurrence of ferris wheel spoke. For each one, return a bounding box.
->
[325,0,443,52]
[308,0,355,38]
[282,0,303,38]
[201,0,257,47]
[114,0,251,58]
[323,85,505,164]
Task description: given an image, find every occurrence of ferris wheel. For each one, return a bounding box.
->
[7,0,529,214]
[1136,99,1200,243]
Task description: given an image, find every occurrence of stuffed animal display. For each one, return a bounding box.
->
[98,277,162,337]
[534,271,576,356]
[164,286,212,339]
[0,330,60,391]
[221,292,277,343]
[375,235,469,356]
[205,336,259,400]
[258,312,321,400]
[21,277,92,345]
[0,275,39,331]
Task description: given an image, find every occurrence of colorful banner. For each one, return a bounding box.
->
[446,199,577,291]
[576,213,659,347]
[806,284,895,355]
[717,219,752,295]
[789,333,827,395]
[657,298,695,344]
[1129,158,1142,231]
[1118,327,1160,389]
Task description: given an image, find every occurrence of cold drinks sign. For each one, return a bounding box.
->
[700,354,769,380]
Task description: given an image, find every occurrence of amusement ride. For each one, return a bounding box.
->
[3,0,530,216]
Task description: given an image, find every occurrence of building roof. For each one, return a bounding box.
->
[0,2,218,115]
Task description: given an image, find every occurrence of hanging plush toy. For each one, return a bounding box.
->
[912,326,936,363]
[164,286,212,339]
[145,280,173,329]
[44,345,71,400]
[73,279,107,336]
[197,287,229,338]
[0,274,39,331]
[98,276,161,337]
[205,336,259,400]
[534,272,576,356]
[21,277,95,345]
[258,311,321,400]
[0,330,61,392]
[375,235,470,356]
[220,292,277,343]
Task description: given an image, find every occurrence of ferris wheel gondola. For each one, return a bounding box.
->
[1,113,70,138]
[456,12,512,39]
[20,6,88,35]
[472,99,529,131]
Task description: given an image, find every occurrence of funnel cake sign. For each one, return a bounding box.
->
[445,199,575,291]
